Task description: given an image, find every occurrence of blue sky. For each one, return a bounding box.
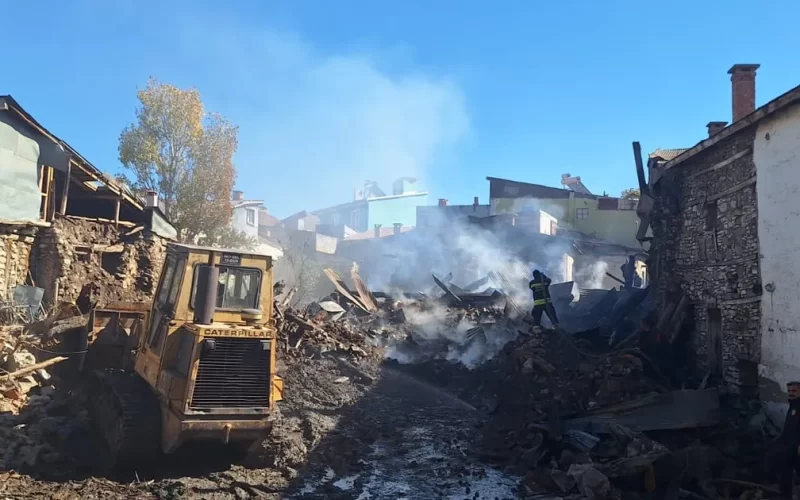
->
[3,0,800,218]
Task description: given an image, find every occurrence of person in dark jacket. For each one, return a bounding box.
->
[529,270,558,327]
[780,381,800,497]
[620,256,635,288]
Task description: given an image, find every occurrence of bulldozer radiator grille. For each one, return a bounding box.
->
[190,338,271,410]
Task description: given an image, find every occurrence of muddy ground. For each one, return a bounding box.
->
[0,352,521,500]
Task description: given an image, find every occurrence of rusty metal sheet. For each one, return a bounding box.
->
[322,268,369,313]
[350,269,377,312]
[565,388,721,433]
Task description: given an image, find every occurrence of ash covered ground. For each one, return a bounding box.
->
[0,274,788,499]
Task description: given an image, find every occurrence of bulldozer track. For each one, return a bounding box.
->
[88,369,162,468]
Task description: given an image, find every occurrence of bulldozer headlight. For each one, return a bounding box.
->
[260,340,271,351]
[202,338,217,356]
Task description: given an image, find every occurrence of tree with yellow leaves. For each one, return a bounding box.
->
[118,78,255,249]
[620,188,640,200]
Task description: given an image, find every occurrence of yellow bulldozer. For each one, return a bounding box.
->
[77,243,284,466]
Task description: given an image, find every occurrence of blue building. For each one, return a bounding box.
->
[313,178,428,234]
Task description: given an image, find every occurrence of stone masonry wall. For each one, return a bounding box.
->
[650,127,761,393]
[32,216,166,312]
[0,224,37,300]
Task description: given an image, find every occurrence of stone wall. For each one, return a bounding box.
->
[0,224,38,300]
[32,216,167,312]
[650,127,761,392]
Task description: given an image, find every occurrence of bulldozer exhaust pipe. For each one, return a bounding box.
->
[194,265,219,325]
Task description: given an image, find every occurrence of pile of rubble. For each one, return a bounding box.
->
[0,319,84,473]
[283,269,787,499]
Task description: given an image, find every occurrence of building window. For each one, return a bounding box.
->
[332,213,341,225]
[350,209,361,229]
[550,220,558,235]
[705,202,717,230]
[504,185,520,196]
[246,208,256,226]
[576,208,589,220]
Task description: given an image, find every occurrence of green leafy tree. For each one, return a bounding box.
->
[118,78,253,248]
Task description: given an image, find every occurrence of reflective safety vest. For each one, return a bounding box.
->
[529,278,550,306]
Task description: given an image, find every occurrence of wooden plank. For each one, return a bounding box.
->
[47,167,56,221]
[39,166,49,221]
[350,269,377,312]
[0,356,68,380]
[65,215,136,228]
[60,161,71,215]
[114,198,121,229]
[322,268,368,313]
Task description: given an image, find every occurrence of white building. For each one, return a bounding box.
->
[231,191,282,259]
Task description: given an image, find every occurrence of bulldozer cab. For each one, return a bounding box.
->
[133,244,282,444]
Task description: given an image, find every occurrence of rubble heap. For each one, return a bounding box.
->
[0,265,785,499]
[0,321,79,473]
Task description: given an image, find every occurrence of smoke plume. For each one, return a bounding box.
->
[356,208,581,367]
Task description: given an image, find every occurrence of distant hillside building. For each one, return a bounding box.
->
[487,175,641,248]
[313,178,428,233]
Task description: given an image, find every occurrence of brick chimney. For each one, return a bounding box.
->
[144,190,158,208]
[393,223,402,235]
[438,199,448,207]
[728,64,760,123]
[232,190,244,201]
[706,121,728,137]
[374,224,381,238]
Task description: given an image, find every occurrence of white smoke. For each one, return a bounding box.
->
[575,260,609,289]
[385,299,520,369]
[357,207,580,368]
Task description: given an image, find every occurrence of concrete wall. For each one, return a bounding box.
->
[315,233,338,254]
[491,195,639,247]
[367,194,428,229]
[754,103,800,419]
[416,204,490,227]
[316,203,369,233]
[232,205,259,239]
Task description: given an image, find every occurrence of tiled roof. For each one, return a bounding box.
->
[649,148,689,161]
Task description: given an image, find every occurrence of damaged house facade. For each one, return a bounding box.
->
[487,175,641,247]
[640,64,800,417]
[0,95,176,309]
